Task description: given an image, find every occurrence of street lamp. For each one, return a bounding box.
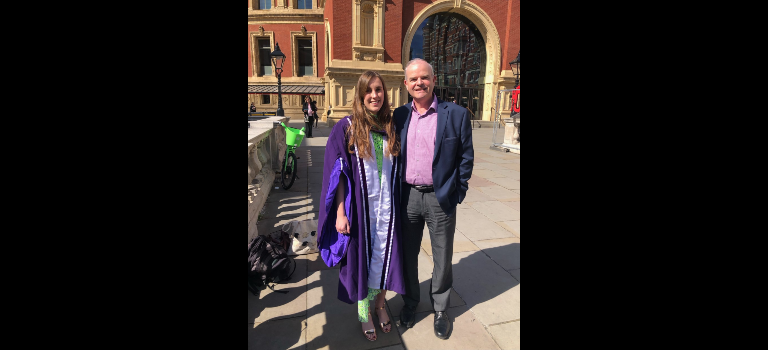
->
[271,42,287,116]
[508,51,520,88]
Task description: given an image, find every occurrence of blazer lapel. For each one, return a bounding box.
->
[401,103,413,176]
[434,101,447,162]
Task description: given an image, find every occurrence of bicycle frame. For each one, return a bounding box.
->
[279,122,305,174]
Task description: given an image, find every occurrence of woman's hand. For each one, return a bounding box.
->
[336,215,351,235]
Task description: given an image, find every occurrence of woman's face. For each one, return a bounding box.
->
[363,77,385,113]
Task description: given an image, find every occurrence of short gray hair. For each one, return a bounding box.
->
[404,58,435,80]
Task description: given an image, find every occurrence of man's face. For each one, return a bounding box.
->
[404,62,436,102]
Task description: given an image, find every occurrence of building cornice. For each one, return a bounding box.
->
[248,10,324,24]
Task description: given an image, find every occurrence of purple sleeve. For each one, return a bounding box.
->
[316,117,353,267]
[318,157,352,267]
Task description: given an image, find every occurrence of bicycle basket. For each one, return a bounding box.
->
[284,124,306,147]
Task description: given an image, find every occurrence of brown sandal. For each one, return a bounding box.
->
[362,312,376,341]
[376,306,392,333]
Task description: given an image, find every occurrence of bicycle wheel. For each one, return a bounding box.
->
[281,152,298,189]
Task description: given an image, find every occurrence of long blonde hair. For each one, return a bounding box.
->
[348,71,400,159]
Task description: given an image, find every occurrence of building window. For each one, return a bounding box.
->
[259,0,271,10]
[258,39,272,76]
[297,38,313,76]
[296,0,312,9]
[262,95,270,104]
[361,4,374,46]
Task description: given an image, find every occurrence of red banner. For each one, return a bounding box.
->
[510,85,520,113]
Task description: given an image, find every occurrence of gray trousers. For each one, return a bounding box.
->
[400,185,456,312]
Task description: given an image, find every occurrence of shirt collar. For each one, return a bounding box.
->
[410,93,438,116]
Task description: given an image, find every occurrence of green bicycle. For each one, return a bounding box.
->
[279,122,305,190]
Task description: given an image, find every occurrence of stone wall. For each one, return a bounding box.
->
[248,116,290,243]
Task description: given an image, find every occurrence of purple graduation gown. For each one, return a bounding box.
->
[316,116,405,304]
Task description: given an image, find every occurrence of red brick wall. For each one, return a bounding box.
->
[248,23,326,78]
[331,1,352,61]
[384,0,403,63]
[503,0,520,71]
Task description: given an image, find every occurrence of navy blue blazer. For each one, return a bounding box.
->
[394,98,474,217]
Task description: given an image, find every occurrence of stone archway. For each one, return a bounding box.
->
[401,0,501,121]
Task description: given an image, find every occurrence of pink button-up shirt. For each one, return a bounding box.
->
[404,94,439,186]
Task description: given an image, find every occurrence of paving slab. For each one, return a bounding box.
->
[488,177,520,191]
[467,176,498,187]
[461,187,495,203]
[281,177,309,193]
[499,200,520,212]
[265,190,309,204]
[451,251,520,325]
[474,162,515,173]
[476,186,520,201]
[260,194,311,219]
[509,269,520,282]
[398,305,501,350]
[498,163,520,171]
[481,157,519,164]
[420,226,479,256]
[468,201,521,222]
[249,317,307,350]
[497,220,520,238]
[492,169,520,181]
[455,208,517,241]
[473,237,520,272]
[257,213,317,237]
[472,169,505,178]
[248,258,308,324]
[305,269,403,350]
[301,251,339,271]
[386,248,465,316]
[306,190,322,213]
[488,321,520,350]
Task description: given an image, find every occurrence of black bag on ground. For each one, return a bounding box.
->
[248,232,297,297]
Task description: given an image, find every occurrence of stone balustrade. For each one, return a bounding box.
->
[248,116,290,243]
[501,114,520,154]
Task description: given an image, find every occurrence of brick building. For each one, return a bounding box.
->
[248,0,520,124]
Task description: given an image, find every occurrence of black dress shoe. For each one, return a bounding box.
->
[434,311,452,339]
[399,306,416,328]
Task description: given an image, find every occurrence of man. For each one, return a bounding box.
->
[394,58,474,339]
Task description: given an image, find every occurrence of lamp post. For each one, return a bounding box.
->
[271,42,287,116]
[509,51,520,88]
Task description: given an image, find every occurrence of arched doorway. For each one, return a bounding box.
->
[409,13,486,122]
[401,0,502,121]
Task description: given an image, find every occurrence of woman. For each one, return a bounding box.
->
[310,99,319,127]
[316,71,404,341]
[302,96,314,138]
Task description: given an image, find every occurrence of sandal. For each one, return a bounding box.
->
[376,306,392,333]
[362,312,377,341]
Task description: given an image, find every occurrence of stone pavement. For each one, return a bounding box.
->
[250,120,520,350]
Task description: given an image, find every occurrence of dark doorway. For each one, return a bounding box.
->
[409,12,486,121]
